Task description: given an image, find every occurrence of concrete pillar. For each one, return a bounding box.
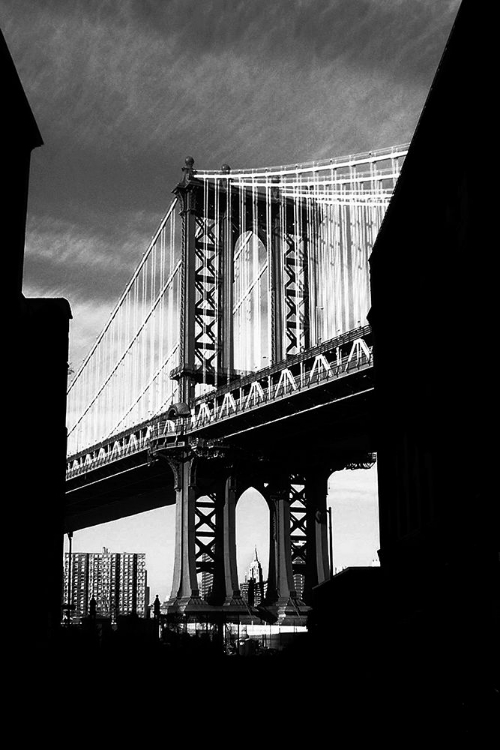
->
[304,471,331,603]
[166,455,206,612]
[265,495,278,604]
[262,484,308,625]
[222,475,246,612]
[274,488,296,603]
[198,473,239,608]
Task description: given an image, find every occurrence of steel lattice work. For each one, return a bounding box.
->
[194,492,217,588]
[289,480,308,581]
[66,144,407,463]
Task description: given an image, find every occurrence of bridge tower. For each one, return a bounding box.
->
[155,157,333,625]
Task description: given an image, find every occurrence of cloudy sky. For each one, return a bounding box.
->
[3,0,461,601]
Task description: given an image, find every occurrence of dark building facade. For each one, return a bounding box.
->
[368,0,498,699]
[4,29,72,652]
[309,5,498,727]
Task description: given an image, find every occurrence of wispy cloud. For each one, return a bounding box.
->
[23,211,157,295]
[4,0,460,163]
[5,0,460,372]
[22,208,165,366]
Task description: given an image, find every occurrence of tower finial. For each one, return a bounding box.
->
[178,156,196,187]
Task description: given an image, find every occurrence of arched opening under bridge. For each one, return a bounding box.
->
[235,486,270,604]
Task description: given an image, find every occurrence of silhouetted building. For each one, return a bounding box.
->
[368,0,498,695]
[5,27,72,651]
[308,7,498,726]
[63,548,148,622]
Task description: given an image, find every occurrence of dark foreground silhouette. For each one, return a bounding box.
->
[9,610,498,743]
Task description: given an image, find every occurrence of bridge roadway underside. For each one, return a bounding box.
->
[64,371,374,532]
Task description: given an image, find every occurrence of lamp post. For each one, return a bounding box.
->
[327,507,334,578]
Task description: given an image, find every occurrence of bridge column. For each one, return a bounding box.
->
[270,201,285,364]
[172,156,200,402]
[165,454,249,619]
[262,483,308,625]
[166,454,207,613]
[303,470,331,603]
[195,470,245,611]
[221,475,247,613]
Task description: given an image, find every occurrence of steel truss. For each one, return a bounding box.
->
[193,217,219,380]
[194,490,217,597]
[289,480,308,588]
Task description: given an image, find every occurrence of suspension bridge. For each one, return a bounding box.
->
[65,143,408,623]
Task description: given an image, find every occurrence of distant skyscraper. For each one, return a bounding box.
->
[292,540,306,600]
[63,548,148,622]
[200,552,214,601]
[240,548,266,606]
[293,572,305,600]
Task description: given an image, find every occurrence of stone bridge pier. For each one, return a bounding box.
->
[153,442,331,626]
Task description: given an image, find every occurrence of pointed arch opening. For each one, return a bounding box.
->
[233,231,269,373]
[235,486,270,606]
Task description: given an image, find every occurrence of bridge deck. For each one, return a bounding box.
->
[65,326,375,530]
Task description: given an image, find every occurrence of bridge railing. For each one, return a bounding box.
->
[65,421,161,480]
[66,327,373,480]
[187,333,373,430]
[195,143,409,179]
[151,326,373,436]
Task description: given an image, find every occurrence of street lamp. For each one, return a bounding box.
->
[327,508,334,578]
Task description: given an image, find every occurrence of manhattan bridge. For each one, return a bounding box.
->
[65,143,408,624]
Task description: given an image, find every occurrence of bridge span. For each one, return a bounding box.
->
[65,145,407,623]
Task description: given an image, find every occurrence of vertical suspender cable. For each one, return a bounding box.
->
[150,240,157,415]
[265,170,272,366]
[214,177,220,389]
[252,173,259,369]
[141,259,147,418]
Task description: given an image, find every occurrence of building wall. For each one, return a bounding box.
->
[368,0,498,680]
[4,28,72,648]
